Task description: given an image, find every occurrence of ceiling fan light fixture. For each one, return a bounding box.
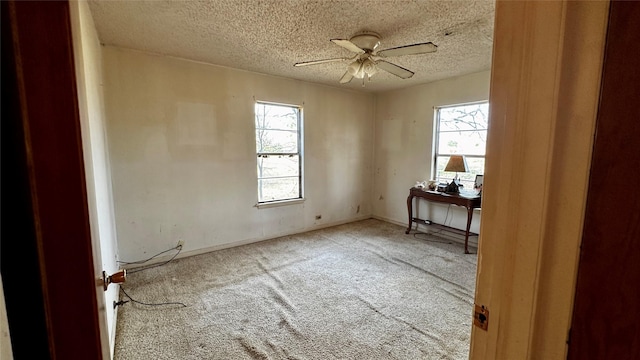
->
[347,60,362,77]
[363,59,377,76]
[348,59,378,79]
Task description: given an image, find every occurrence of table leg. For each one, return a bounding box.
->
[405,194,414,234]
[465,207,474,254]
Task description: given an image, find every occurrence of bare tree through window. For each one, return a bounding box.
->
[255,102,302,203]
[434,102,489,190]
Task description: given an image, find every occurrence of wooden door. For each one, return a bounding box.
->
[568,1,640,358]
[1,1,104,358]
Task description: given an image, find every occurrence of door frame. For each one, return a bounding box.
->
[1,0,618,359]
[470,1,610,358]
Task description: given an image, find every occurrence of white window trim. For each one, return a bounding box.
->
[255,101,304,206]
[255,198,305,209]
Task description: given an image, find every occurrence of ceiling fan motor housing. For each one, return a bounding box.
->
[349,32,381,52]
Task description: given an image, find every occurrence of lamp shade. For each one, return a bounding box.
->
[444,155,469,173]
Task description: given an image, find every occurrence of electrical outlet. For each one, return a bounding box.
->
[177,239,184,248]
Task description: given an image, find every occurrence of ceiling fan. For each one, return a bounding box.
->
[294,31,437,86]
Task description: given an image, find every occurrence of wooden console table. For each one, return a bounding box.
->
[406,187,481,254]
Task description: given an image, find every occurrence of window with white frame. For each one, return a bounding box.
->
[255,102,303,204]
[434,102,489,189]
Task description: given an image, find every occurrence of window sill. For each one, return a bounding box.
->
[256,198,305,209]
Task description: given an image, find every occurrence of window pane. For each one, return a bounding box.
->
[434,102,488,192]
[435,155,485,189]
[465,157,485,176]
[435,155,451,183]
[255,103,298,131]
[458,158,485,189]
[439,103,489,131]
[256,129,298,153]
[258,177,300,202]
[257,155,299,179]
[255,101,302,203]
[437,130,487,155]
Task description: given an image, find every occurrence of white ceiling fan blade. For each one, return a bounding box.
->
[376,60,414,79]
[376,42,437,58]
[294,57,349,67]
[339,70,354,84]
[330,39,365,54]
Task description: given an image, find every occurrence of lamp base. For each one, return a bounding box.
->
[445,179,462,194]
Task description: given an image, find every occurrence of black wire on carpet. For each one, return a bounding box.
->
[118,286,187,308]
[114,243,188,308]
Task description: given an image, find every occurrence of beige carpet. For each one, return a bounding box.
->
[114,219,477,359]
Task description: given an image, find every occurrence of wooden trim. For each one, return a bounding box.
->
[470,1,609,358]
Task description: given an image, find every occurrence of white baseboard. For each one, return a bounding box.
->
[121,214,374,270]
[120,214,477,272]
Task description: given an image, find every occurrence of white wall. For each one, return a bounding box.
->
[102,47,374,261]
[372,71,491,243]
[69,1,119,358]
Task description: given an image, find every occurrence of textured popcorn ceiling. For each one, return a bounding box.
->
[88,0,495,93]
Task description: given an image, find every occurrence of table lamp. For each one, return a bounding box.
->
[444,155,469,194]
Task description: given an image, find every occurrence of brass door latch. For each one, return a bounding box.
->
[474,304,489,330]
[101,270,126,291]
